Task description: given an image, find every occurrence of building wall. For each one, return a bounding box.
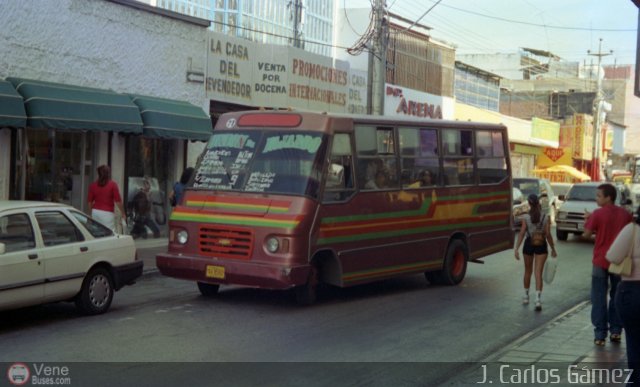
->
[457,53,523,80]
[0,0,211,200]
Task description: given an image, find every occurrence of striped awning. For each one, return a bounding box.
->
[129,94,212,141]
[0,79,27,128]
[7,77,143,133]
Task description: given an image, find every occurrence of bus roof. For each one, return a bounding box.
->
[214,110,508,134]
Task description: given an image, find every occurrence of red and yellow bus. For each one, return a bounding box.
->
[156,111,513,304]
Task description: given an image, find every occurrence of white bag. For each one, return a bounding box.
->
[543,257,558,284]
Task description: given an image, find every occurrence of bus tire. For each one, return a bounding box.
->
[295,265,319,306]
[556,230,568,241]
[427,239,468,285]
[197,282,220,297]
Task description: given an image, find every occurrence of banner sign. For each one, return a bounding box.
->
[206,33,367,114]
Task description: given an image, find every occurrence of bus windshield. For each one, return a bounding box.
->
[191,131,327,198]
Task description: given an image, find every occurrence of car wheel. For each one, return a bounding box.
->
[294,265,319,306]
[556,229,568,241]
[425,239,468,285]
[197,282,220,297]
[75,267,114,315]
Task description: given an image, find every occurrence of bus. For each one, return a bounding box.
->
[156,110,513,304]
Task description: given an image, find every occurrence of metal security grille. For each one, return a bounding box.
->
[198,226,253,259]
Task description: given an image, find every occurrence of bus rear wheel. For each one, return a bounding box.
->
[425,239,468,285]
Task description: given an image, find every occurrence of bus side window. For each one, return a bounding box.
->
[476,131,507,184]
[323,133,355,202]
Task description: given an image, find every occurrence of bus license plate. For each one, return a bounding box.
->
[206,265,225,279]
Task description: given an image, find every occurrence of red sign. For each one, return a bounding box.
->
[544,148,565,162]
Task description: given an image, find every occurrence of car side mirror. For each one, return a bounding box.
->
[559,195,565,201]
[0,242,5,255]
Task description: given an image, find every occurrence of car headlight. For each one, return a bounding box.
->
[266,237,279,253]
[176,230,189,244]
[557,211,567,220]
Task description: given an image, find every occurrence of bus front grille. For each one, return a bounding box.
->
[198,226,253,259]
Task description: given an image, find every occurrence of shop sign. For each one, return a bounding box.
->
[383,83,454,120]
[531,117,560,144]
[538,147,572,166]
[571,114,593,160]
[205,32,367,114]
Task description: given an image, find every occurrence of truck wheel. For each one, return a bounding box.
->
[295,265,319,306]
[425,239,468,285]
[75,268,114,315]
[197,282,220,297]
[556,229,568,241]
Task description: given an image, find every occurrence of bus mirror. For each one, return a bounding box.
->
[327,163,344,188]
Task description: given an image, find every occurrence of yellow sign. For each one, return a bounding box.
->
[537,147,572,167]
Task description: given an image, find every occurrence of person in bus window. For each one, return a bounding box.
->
[365,170,388,190]
[409,170,434,188]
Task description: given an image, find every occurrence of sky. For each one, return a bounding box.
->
[343,0,638,66]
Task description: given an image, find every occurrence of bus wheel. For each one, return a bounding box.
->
[197,282,220,297]
[427,240,468,285]
[295,265,319,306]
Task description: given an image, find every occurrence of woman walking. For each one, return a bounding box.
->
[87,165,126,232]
[606,207,640,385]
[514,194,557,311]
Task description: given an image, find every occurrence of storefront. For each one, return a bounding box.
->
[2,78,212,238]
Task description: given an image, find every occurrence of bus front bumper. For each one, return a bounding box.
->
[156,253,311,290]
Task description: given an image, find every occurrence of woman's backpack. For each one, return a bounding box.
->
[530,214,546,247]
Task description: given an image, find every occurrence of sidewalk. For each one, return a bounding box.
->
[134,237,166,273]
[444,301,630,386]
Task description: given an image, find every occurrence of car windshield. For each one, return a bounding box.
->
[513,180,539,197]
[191,130,327,199]
[565,186,596,201]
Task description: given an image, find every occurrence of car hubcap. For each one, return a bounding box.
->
[89,274,110,307]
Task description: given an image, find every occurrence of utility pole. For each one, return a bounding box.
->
[370,0,387,115]
[290,0,303,49]
[587,38,612,181]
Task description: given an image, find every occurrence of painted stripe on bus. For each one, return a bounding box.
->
[343,261,442,283]
[170,211,301,228]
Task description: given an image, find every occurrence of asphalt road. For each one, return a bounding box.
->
[0,233,596,386]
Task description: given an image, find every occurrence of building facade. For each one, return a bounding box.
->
[0,0,214,238]
[142,0,335,56]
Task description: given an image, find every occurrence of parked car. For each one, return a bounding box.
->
[550,182,573,214]
[512,187,530,231]
[0,201,143,314]
[555,183,633,241]
[513,177,558,223]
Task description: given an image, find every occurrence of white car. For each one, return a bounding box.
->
[0,201,143,315]
[555,183,633,241]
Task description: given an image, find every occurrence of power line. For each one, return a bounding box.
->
[430,2,635,32]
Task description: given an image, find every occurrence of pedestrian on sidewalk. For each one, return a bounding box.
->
[583,183,632,347]
[514,193,557,311]
[606,206,640,385]
[169,167,194,207]
[87,165,127,233]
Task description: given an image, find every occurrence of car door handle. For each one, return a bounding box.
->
[80,246,89,252]
[28,254,38,260]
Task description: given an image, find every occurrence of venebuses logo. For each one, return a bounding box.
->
[7,363,30,386]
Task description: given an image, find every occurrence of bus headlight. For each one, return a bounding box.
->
[266,237,279,253]
[177,230,189,244]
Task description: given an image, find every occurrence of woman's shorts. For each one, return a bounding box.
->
[523,237,548,256]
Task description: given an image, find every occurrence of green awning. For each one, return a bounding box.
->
[129,95,212,141]
[0,79,27,127]
[8,77,143,133]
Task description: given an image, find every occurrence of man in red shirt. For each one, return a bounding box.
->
[583,183,632,346]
